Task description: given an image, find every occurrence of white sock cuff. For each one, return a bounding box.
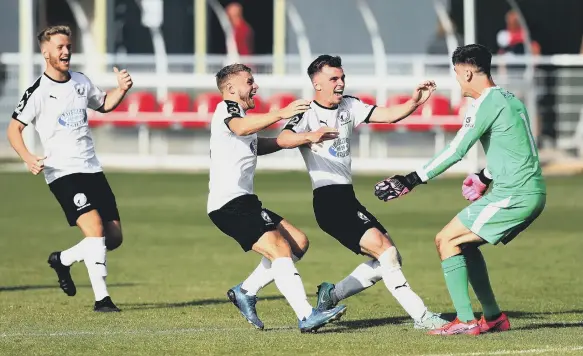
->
[271,257,296,274]
[378,246,401,271]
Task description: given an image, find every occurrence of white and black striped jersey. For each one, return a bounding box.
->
[12,72,106,184]
[207,100,258,213]
[283,96,376,189]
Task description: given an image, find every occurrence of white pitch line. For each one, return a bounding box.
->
[416,346,583,356]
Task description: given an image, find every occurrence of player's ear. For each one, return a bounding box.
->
[313,80,321,92]
[465,68,473,82]
[41,43,49,60]
[226,82,235,95]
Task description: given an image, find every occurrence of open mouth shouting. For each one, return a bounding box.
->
[60,56,70,67]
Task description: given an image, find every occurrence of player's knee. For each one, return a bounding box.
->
[253,231,292,261]
[435,230,450,251]
[359,229,386,255]
[104,221,123,251]
[293,233,309,258]
[105,233,123,251]
[76,210,104,237]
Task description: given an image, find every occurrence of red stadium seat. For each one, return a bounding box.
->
[420,94,451,116]
[113,91,159,128]
[354,93,376,105]
[194,92,223,117]
[150,92,195,129]
[267,93,296,112]
[162,92,192,113]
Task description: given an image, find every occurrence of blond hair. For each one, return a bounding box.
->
[37,25,72,45]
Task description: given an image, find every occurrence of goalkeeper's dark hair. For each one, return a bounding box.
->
[452,44,493,77]
[215,63,252,91]
[307,55,342,79]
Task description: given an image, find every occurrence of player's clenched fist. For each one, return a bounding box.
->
[113,67,133,92]
[461,169,492,201]
[25,154,46,175]
[280,99,312,119]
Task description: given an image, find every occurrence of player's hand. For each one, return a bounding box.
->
[307,126,339,144]
[411,80,436,106]
[461,171,490,201]
[280,99,311,119]
[114,67,133,92]
[374,172,425,202]
[25,155,46,175]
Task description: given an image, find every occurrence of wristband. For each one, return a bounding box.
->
[477,169,493,185]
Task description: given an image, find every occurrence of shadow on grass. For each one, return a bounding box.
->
[0,283,137,292]
[120,295,286,310]
[113,295,583,333]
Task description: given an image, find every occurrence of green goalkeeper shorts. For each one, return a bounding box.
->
[457,192,546,245]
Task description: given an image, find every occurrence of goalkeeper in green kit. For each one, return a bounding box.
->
[374,44,546,336]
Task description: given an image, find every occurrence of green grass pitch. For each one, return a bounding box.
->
[0,171,581,355]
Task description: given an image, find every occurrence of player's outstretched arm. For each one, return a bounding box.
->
[97,67,133,113]
[367,81,436,124]
[374,107,500,202]
[228,99,311,136]
[6,119,46,175]
[277,126,339,149]
[257,137,281,156]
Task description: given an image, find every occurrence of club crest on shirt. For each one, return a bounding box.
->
[261,210,272,223]
[328,138,350,158]
[74,83,86,97]
[58,108,88,128]
[357,211,370,223]
[250,139,258,155]
[337,110,351,125]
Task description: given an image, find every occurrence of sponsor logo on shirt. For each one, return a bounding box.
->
[58,109,88,128]
[328,138,350,158]
[464,116,475,128]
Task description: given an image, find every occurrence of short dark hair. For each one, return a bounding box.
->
[215,63,252,91]
[307,55,342,79]
[37,25,72,46]
[452,44,492,76]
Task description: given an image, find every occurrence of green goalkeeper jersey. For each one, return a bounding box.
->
[416,86,546,195]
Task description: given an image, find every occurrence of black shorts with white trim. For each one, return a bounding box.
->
[208,194,283,252]
[49,172,120,227]
[313,184,387,254]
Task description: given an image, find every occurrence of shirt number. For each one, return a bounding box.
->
[520,112,537,157]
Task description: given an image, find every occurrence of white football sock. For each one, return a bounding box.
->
[241,254,302,296]
[271,257,313,320]
[60,238,90,266]
[82,237,109,301]
[241,257,273,296]
[378,247,427,320]
[333,259,382,302]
